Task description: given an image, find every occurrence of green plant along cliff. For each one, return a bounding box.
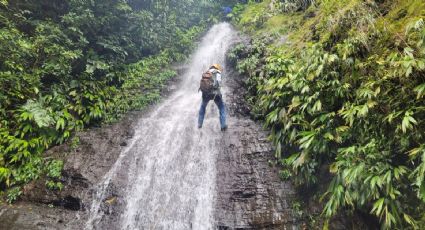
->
[0,0,229,202]
[228,0,425,228]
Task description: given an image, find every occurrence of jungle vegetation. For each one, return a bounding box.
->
[228,0,425,228]
[0,0,234,202]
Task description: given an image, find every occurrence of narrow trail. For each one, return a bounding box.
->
[85,23,240,230]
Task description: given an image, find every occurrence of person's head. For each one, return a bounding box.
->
[209,64,222,72]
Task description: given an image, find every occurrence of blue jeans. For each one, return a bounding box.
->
[198,93,227,129]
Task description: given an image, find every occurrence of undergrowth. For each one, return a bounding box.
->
[0,0,222,203]
[229,0,425,228]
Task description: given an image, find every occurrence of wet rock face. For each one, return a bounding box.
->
[221,51,374,230]
[0,67,187,229]
[0,64,300,229]
[19,112,136,209]
[0,60,372,229]
[215,119,297,229]
[224,67,252,118]
[0,203,76,230]
[214,69,298,229]
[52,195,81,211]
[0,112,139,229]
[65,120,135,186]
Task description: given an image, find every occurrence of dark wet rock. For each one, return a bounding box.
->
[52,195,81,211]
[214,67,299,229]
[215,118,298,229]
[221,42,374,230]
[224,70,252,118]
[0,92,156,228]
[0,202,77,230]
[17,112,138,210]
[0,43,371,229]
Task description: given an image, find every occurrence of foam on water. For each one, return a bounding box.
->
[85,22,238,230]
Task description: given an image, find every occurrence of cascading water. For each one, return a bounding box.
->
[85,22,238,230]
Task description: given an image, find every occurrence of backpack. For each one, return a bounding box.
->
[199,71,215,94]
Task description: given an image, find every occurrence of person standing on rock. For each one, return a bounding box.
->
[198,64,228,131]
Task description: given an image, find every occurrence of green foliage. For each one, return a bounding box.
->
[226,3,246,22]
[45,159,64,191]
[0,0,221,197]
[273,0,316,13]
[70,136,80,151]
[279,169,292,180]
[6,187,22,203]
[45,160,63,179]
[20,99,54,128]
[236,0,273,31]
[231,0,425,228]
[291,200,305,218]
[45,180,63,191]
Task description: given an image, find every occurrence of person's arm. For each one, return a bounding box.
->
[212,69,222,88]
[216,72,222,85]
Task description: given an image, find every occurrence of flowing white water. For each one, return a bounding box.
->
[85,23,238,230]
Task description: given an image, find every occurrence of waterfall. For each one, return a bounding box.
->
[85,22,238,230]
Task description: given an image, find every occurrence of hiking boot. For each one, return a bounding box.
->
[198,124,202,129]
[221,126,228,132]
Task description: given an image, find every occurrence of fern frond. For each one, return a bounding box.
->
[21,99,54,128]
